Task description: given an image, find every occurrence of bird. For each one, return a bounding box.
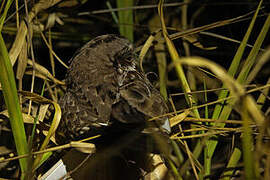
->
[56,34,171,179]
[57,34,170,141]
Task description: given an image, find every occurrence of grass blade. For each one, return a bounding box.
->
[0,34,29,178]
[158,0,200,118]
[204,1,264,176]
[0,0,14,32]
[116,0,134,42]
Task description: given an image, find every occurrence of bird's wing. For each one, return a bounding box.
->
[59,49,120,140]
[114,72,169,130]
[120,76,168,118]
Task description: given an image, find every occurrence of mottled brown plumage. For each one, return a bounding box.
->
[58,34,170,142]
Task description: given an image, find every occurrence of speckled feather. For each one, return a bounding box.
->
[58,34,169,141]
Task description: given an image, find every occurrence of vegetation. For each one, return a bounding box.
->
[0,0,269,179]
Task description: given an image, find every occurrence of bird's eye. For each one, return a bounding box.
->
[125,54,133,62]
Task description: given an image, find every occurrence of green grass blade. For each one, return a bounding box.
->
[116,0,134,42]
[156,44,168,100]
[206,9,270,180]
[33,152,52,170]
[241,97,255,179]
[0,34,29,177]
[211,0,263,121]
[237,14,270,84]
[158,0,200,118]
[221,147,242,180]
[0,0,14,32]
[106,1,119,24]
[204,1,263,176]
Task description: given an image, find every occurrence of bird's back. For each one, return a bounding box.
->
[58,34,169,142]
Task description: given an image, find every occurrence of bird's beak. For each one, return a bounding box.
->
[161,118,171,134]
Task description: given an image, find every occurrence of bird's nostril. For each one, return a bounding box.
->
[161,118,171,134]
